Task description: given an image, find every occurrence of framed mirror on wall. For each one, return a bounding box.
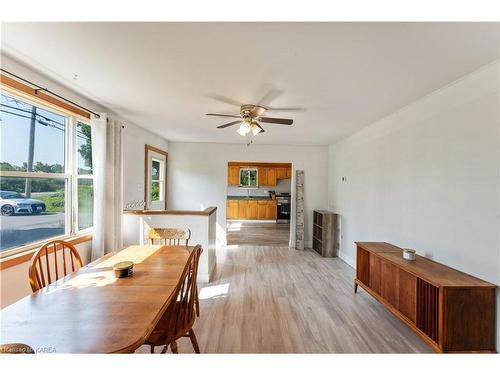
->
[144,144,168,210]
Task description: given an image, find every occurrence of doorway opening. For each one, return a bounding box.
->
[226,161,292,246]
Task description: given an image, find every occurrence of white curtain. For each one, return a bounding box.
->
[91,113,124,261]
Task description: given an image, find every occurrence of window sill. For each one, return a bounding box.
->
[0,233,93,271]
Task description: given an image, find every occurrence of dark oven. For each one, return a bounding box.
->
[276,195,290,223]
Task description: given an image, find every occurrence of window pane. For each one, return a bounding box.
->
[78,178,93,231]
[151,181,160,201]
[76,122,92,175]
[1,94,66,173]
[240,170,249,186]
[151,159,160,181]
[250,170,257,186]
[0,177,66,252]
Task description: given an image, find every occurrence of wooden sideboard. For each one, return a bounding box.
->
[354,242,496,353]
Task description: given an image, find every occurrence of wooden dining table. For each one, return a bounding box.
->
[0,245,193,353]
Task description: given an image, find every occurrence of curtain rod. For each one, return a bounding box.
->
[0,68,101,119]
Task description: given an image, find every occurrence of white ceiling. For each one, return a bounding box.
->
[1,22,498,145]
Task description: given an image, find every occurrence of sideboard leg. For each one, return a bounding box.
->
[354,281,358,294]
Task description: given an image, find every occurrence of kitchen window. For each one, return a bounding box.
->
[239,168,258,187]
[0,92,94,256]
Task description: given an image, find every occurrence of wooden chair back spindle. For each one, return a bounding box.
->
[148,228,191,246]
[28,240,84,292]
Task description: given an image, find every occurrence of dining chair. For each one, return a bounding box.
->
[145,245,203,354]
[0,343,35,354]
[147,227,199,317]
[148,227,191,246]
[28,240,84,292]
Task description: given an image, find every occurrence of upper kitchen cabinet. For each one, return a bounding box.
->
[276,167,287,179]
[227,162,291,187]
[228,166,240,186]
[258,167,268,186]
[267,168,277,186]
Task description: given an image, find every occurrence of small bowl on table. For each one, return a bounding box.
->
[403,249,416,261]
[113,261,134,278]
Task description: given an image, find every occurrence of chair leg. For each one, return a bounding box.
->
[170,341,178,354]
[160,345,168,354]
[150,345,155,354]
[189,329,201,353]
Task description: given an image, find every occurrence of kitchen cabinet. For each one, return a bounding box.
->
[276,167,287,179]
[257,201,267,219]
[258,167,268,186]
[228,166,240,186]
[267,168,277,186]
[247,200,258,219]
[266,202,277,220]
[238,200,248,218]
[227,200,238,219]
[286,167,292,178]
[226,199,277,220]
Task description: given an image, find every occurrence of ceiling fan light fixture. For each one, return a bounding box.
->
[251,121,262,135]
[237,121,251,136]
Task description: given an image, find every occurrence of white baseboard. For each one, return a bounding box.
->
[339,251,355,269]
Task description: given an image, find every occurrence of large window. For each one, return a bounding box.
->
[0,92,94,255]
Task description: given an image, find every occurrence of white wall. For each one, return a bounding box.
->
[122,123,169,207]
[167,143,328,246]
[327,61,500,348]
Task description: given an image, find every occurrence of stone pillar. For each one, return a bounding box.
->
[295,170,305,250]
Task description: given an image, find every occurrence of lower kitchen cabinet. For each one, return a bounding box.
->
[227,199,277,220]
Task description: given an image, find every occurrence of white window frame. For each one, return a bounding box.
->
[0,90,94,258]
[150,157,164,204]
[239,168,258,188]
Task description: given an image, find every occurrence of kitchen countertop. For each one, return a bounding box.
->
[227,196,274,201]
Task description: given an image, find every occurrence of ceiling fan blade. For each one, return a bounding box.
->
[257,89,284,106]
[266,107,307,112]
[259,117,293,125]
[206,113,242,119]
[208,94,243,107]
[255,123,265,133]
[217,120,241,129]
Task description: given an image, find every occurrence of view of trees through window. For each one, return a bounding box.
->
[151,159,161,201]
[0,93,94,253]
[239,168,258,187]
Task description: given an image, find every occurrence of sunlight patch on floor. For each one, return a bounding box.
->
[198,283,230,300]
[227,222,242,232]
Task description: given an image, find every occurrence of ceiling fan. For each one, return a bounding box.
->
[206,104,294,137]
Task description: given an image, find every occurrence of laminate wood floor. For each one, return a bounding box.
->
[136,245,432,353]
[226,222,291,246]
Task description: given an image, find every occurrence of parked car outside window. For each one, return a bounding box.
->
[0,190,47,216]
